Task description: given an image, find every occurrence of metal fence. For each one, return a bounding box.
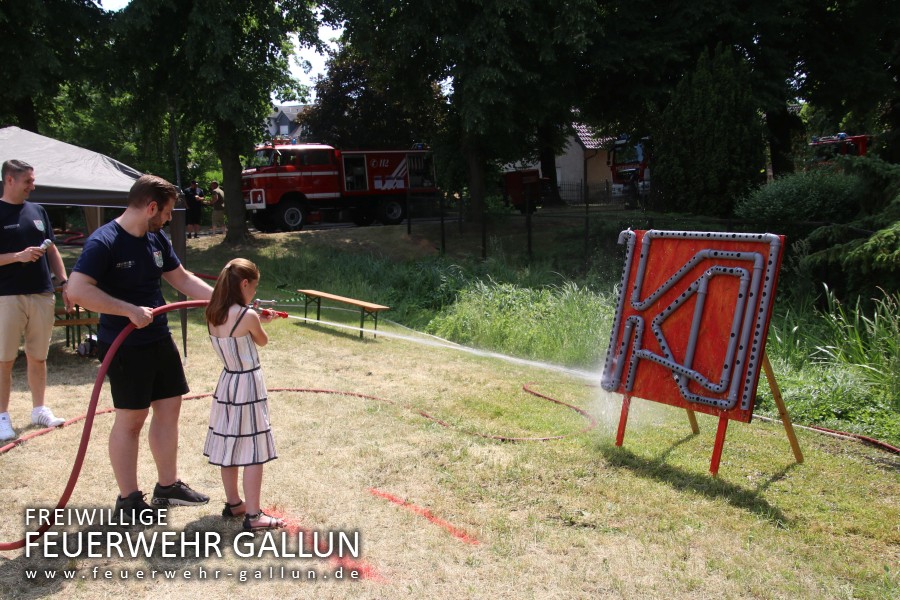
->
[557,180,642,206]
[403,185,825,270]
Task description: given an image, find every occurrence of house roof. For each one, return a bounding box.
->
[267,104,309,120]
[572,123,613,150]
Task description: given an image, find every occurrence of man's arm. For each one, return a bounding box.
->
[0,246,45,266]
[46,244,74,312]
[66,271,154,329]
[162,265,213,301]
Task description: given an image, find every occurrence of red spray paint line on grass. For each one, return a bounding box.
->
[263,507,386,582]
[367,488,480,546]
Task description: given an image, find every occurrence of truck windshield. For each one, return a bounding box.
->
[246,149,273,169]
[614,143,644,165]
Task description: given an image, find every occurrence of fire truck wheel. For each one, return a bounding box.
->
[278,201,306,231]
[379,200,405,225]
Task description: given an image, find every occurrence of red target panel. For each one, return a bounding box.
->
[601,230,785,423]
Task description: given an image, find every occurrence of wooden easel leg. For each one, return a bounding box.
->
[685,409,700,434]
[709,415,729,477]
[615,394,631,446]
[762,353,804,464]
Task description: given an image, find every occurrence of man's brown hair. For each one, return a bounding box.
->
[1,159,33,181]
[127,174,178,209]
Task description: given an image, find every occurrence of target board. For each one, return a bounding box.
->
[600,230,798,474]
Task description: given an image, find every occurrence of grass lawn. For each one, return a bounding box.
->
[0,225,897,599]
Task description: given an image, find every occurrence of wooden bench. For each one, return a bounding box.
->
[297,289,390,338]
[54,306,100,350]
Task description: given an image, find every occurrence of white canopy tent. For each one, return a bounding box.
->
[0,126,141,206]
[0,126,192,354]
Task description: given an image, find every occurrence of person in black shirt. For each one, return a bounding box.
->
[183,180,205,239]
[68,174,214,522]
[0,159,73,441]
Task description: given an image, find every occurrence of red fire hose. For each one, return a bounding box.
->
[0,300,208,551]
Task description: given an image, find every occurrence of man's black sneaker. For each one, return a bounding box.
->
[115,491,162,526]
[151,480,210,507]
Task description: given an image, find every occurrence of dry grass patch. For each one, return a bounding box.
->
[0,235,897,599]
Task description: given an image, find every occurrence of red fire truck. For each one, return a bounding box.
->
[608,136,651,198]
[807,133,870,165]
[243,141,437,231]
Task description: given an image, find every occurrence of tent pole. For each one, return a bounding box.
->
[170,206,188,357]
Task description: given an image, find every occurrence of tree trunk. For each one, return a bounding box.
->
[215,119,251,243]
[464,139,486,222]
[765,107,800,177]
[537,125,561,204]
[14,97,39,133]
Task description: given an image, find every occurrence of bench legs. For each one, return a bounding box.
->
[301,294,381,339]
[55,307,98,350]
[303,295,322,321]
[359,309,380,339]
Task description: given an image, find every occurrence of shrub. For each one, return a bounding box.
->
[735,170,865,224]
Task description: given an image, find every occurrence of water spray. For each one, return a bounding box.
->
[281,311,598,381]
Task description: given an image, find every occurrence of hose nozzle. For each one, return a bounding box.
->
[252,299,278,309]
[252,299,287,318]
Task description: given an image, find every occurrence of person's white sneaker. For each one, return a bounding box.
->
[0,413,15,441]
[32,406,65,428]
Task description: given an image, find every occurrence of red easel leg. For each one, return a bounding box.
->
[615,394,631,446]
[709,415,729,477]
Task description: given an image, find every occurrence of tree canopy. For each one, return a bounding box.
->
[111,0,320,241]
[0,0,107,132]
[2,0,898,240]
[297,43,446,149]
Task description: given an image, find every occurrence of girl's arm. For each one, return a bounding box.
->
[245,309,269,347]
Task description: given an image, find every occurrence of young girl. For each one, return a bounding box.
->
[204,258,284,531]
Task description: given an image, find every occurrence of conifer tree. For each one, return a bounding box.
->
[652,47,765,216]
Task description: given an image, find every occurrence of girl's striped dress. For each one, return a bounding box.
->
[204,307,276,466]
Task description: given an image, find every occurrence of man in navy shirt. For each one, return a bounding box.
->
[68,174,213,523]
[0,160,73,441]
[183,180,204,239]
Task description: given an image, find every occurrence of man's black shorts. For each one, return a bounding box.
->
[98,336,189,410]
[185,204,202,225]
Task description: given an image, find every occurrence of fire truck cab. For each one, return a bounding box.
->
[608,136,651,198]
[243,141,436,231]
